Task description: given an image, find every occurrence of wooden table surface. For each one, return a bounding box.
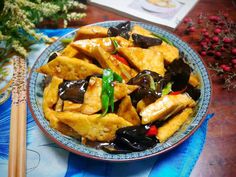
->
[64,0,236,176]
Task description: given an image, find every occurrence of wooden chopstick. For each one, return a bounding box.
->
[8,56,27,177]
[16,57,27,177]
[8,57,20,177]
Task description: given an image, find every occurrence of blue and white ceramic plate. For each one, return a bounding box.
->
[28,21,211,161]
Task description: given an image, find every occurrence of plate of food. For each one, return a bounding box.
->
[140,0,180,13]
[27,21,211,161]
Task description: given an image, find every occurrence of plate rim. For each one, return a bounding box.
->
[27,20,212,162]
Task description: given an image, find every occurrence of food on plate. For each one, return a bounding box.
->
[147,0,176,8]
[156,108,193,143]
[37,56,103,80]
[37,21,201,153]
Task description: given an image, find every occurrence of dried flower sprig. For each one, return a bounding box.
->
[0,0,86,58]
[0,0,86,80]
[182,12,236,91]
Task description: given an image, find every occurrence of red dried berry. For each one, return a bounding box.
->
[224,66,231,72]
[224,29,230,33]
[223,37,233,43]
[231,59,236,64]
[223,13,229,18]
[188,26,195,32]
[205,38,210,43]
[200,41,208,47]
[214,28,221,34]
[209,15,220,22]
[200,51,207,56]
[220,64,231,72]
[232,48,236,55]
[201,29,207,33]
[215,51,222,57]
[183,17,192,23]
[221,47,226,52]
[212,36,219,43]
[203,32,209,37]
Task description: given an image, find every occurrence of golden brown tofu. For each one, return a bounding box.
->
[149,42,179,63]
[136,99,152,113]
[72,36,133,57]
[114,36,134,47]
[60,44,93,63]
[56,112,132,141]
[131,25,153,37]
[189,73,200,87]
[72,37,114,57]
[60,44,80,58]
[118,47,165,76]
[140,94,196,124]
[79,77,103,114]
[117,96,141,125]
[63,101,82,112]
[79,77,138,114]
[43,77,80,138]
[74,26,108,40]
[157,108,193,143]
[37,56,103,80]
[91,46,137,82]
[55,98,63,112]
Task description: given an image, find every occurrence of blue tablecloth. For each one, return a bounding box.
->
[0,29,214,177]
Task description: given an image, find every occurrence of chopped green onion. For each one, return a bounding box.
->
[101,69,122,116]
[151,33,174,46]
[111,38,119,54]
[60,37,73,44]
[113,72,123,83]
[148,75,156,90]
[162,82,173,96]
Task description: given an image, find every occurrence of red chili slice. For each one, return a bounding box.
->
[146,125,158,137]
[169,86,187,95]
[112,54,129,66]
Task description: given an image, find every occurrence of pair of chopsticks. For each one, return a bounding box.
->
[8,56,27,177]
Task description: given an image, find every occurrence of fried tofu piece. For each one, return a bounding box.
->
[55,98,63,112]
[74,26,108,40]
[63,100,82,112]
[43,77,80,138]
[56,112,132,141]
[157,108,193,143]
[78,77,103,114]
[149,42,179,63]
[131,25,153,37]
[136,99,152,113]
[37,56,103,80]
[189,73,200,87]
[60,44,80,58]
[60,44,92,63]
[72,37,133,57]
[43,76,63,112]
[118,47,165,76]
[114,36,134,47]
[140,94,196,124]
[79,77,138,114]
[92,46,137,82]
[117,96,140,125]
[72,37,114,56]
